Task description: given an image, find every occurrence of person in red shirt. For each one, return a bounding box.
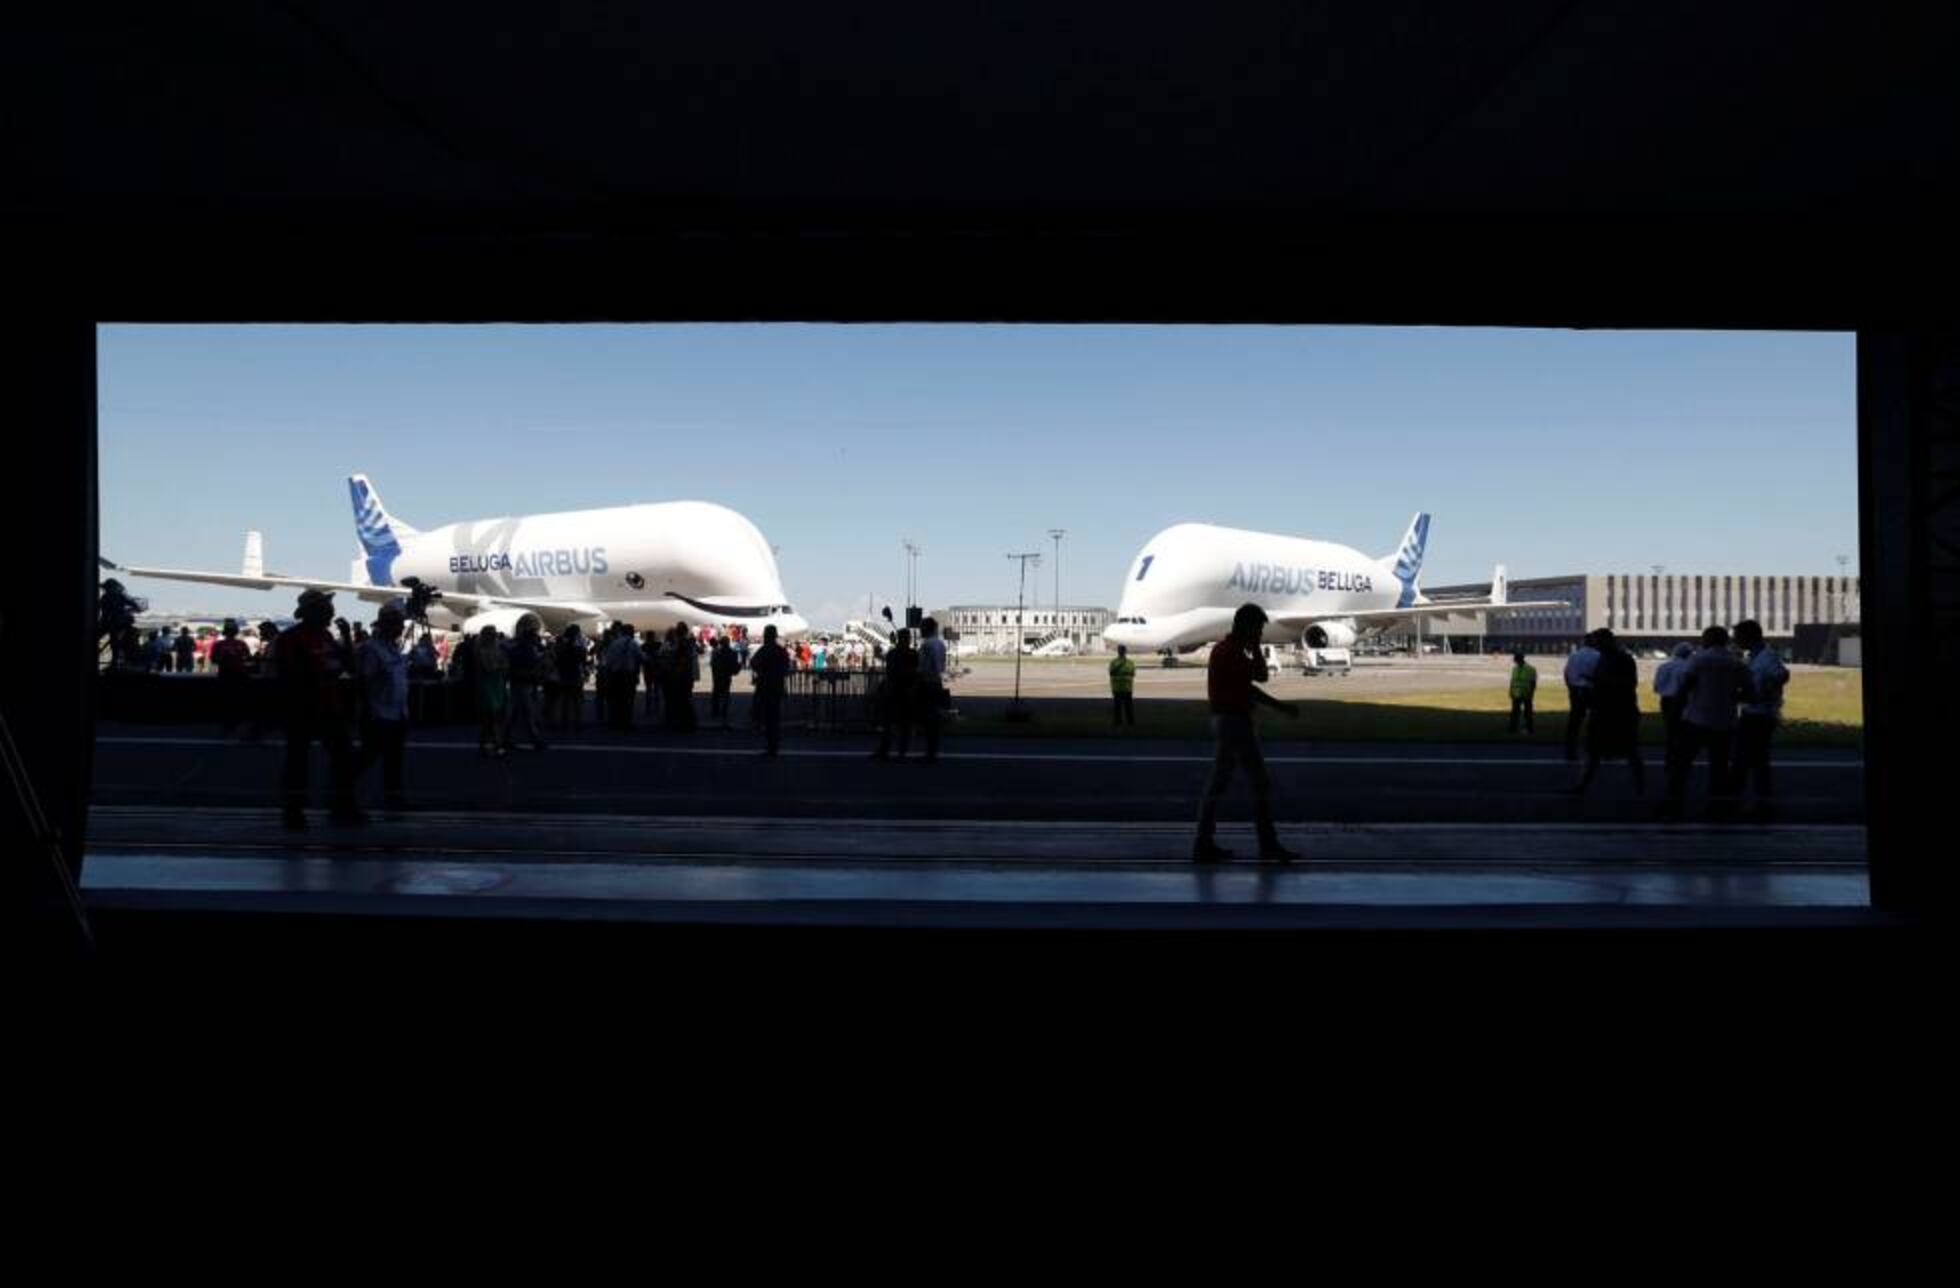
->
[1195,603,1303,863]
[273,588,364,829]
[210,618,254,735]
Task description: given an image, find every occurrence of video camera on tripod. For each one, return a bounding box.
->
[400,577,442,636]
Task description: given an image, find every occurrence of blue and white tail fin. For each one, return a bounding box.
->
[1380,512,1431,609]
[348,474,417,587]
[242,531,264,579]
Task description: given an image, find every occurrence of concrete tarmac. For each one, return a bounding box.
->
[92,720,1863,825]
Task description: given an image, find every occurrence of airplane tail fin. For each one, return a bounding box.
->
[242,531,264,579]
[1380,512,1431,609]
[1492,564,1508,606]
[348,474,415,586]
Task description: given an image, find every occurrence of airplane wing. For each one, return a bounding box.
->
[1269,599,1571,632]
[107,561,605,632]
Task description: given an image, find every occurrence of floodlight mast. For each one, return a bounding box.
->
[1006,551,1042,718]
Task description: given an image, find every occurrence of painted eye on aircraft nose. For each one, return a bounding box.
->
[625,572,645,589]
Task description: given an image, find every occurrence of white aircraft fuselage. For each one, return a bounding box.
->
[1101,513,1559,654]
[119,475,809,639]
[383,500,803,636]
[1106,523,1407,652]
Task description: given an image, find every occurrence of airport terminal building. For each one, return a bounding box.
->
[936,604,1113,654]
[1415,573,1861,655]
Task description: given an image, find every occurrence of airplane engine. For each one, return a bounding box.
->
[1304,621,1358,649]
[458,608,545,639]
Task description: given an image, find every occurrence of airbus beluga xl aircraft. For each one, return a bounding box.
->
[1102,512,1563,654]
[107,474,809,640]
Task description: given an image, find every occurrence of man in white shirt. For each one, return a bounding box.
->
[1652,642,1692,722]
[1562,633,1602,762]
[1662,625,1750,820]
[356,602,411,811]
[1732,619,1790,819]
[602,624,646,733]
[916,617,948,764]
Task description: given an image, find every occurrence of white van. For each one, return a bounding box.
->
[1303,647,1352,676]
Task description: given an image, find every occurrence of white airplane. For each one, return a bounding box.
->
[1102,512,1564,654]
[107,474,810,640]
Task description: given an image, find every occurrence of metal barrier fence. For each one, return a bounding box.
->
[783,668,880,732]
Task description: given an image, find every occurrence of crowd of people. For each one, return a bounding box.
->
[1517,621,1791,820]
[114,577,958,826]
[102,580,1797,845]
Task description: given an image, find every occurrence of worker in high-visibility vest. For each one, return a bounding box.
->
[1108,643,1138,727]
[1509,650,1539,735]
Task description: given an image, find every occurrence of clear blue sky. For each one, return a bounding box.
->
[99,325,1858,629]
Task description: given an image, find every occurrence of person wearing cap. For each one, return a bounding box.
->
[210,618,253,735]
[273,588,364,828]
[1193,603,1303,863]
[356,601,411,810]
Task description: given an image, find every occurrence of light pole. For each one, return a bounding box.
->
[1006,551,1042,721]
[1048,528,1066,638]
[902,540,921,615]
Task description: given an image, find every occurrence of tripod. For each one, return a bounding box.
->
[1,701,94,952]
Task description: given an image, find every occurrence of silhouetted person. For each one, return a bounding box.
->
[1652,641,1693,750]
[333,617,357,679]
[448,625,479,723]
[750,623,792,756]
[1194,604,1302,863]
[1662,625,1750,820]
[243,621,280,741]
[710,635,740,727]
[916,616,947,764]
[551,624,588,732]
[255,622,279,676]
[589,626,610,726]
[871,628,917,759]
[1508,650,1538,735]
[665,625,699,732]
[1562,629,1644,797]
[356,602,410,810]
[1109,643,1137,727]
[475,626,511,756]
[408,632,439,680]
[506,618,548,752]
[275,589,363,829]
[210,618,253,735]
[650,627,674,717]
[1562,631,1601,761]
[602,623,644,733]
[1732,619,1790,821]
[97,579,139,668]
[172,626,196,673]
